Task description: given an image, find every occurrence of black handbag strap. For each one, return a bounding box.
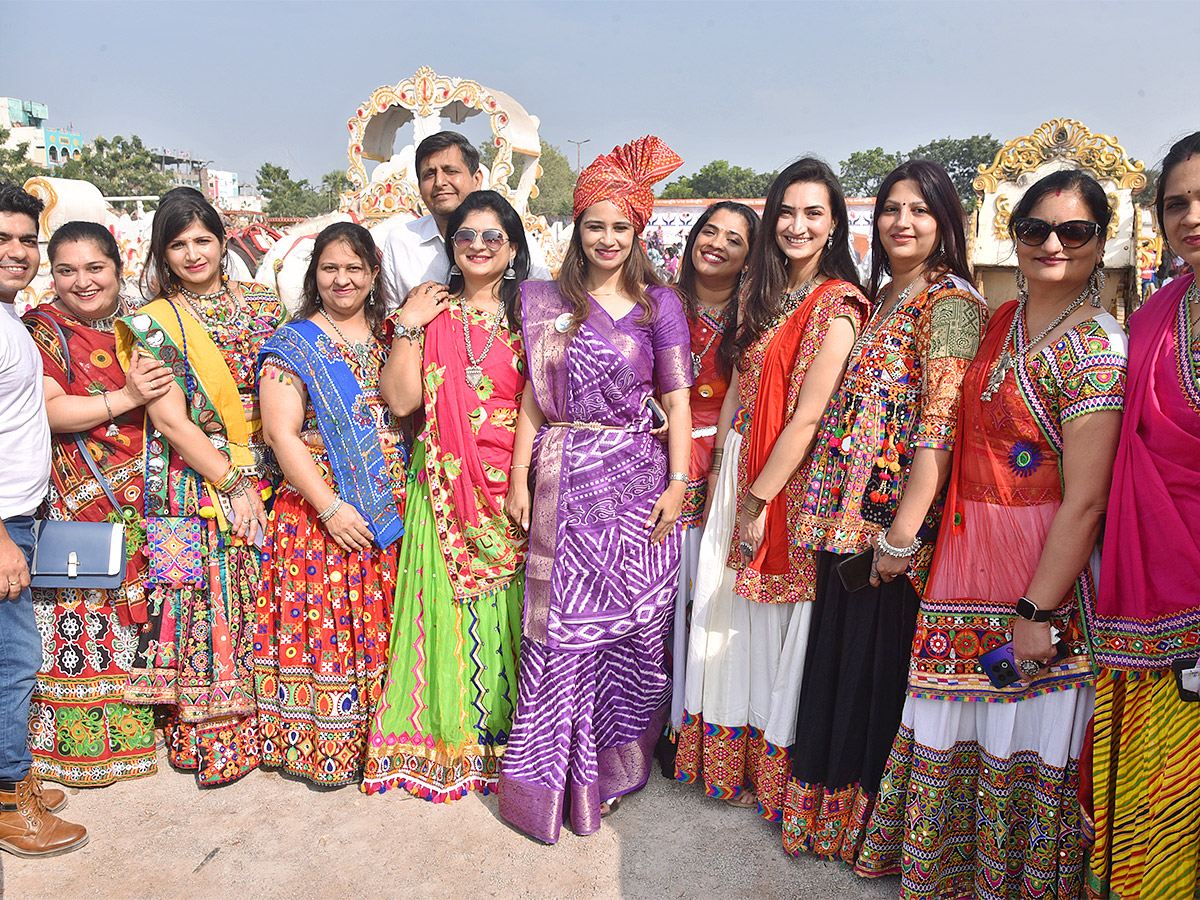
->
[28,310,125,514]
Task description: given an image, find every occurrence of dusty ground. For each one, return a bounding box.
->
[3,741,901,900]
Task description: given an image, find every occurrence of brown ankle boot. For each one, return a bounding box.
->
[28,773,67,813]
[0,771,87,858]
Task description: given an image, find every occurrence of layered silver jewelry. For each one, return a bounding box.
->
[848,274,924,363]
[981,278,1091,402]
[320,311,377,371]
[461,300,505,389]
[692,303,732,378]
[876,531,922,558]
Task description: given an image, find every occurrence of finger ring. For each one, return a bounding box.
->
[7,579,17,585]
[738,541,754,557]
[1017,659,1042,677]
[426,285,434,293]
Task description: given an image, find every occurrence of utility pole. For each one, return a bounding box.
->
[568,139,591,173]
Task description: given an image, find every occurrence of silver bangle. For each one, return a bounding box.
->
[668,471,688,483]
[318,497,343,523]
[876,530,921,558]
[393,322,425,343]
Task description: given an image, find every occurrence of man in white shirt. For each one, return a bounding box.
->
[379,131,550,312]
[0,183,88,857]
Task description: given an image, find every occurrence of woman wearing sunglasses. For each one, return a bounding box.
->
[256,223,407,786]
[364,190,531,802]
[856,169,1127,900]
[1086,132,1200,900]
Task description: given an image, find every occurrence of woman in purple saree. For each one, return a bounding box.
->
[498,136,693,842]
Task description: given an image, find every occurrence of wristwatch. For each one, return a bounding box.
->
[1015,596,1053,623]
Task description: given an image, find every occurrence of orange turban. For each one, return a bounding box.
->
[572,135,683,233]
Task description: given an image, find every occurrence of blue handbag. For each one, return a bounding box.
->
[26,311,129,591]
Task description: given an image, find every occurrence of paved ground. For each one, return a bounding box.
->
[4,741,901,900]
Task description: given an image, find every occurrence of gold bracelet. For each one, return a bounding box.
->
[511,464,530,470]
[740,491,767,518]
[708,448,724,474]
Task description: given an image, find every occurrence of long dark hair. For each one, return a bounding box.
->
[142,187,225,299]
[676,201,759,379]
[557,207,664,334]
[295,222,387,338]
[1156,131,1200,237]
[868,159,972,301]
[443,190,530,333]
[734,158,860,364]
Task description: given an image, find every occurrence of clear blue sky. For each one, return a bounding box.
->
[6,1,1196,185]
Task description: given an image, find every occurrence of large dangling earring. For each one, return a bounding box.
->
[1089,266,1106,308]
[368,285,377,307]
[503,260,516,280]
[1014,269,1029,302]
[448,264,461,277]
[937,238,945,258]
[826,233,835,249]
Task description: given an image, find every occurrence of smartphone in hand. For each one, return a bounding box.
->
[980,640,1069,689]
[645,396,667,430]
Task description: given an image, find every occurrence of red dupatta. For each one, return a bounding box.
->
[744,279,848,575]
[1093,275,1200,669]
[420,304,527,601]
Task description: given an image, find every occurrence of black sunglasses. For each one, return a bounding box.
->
[1013,217,1102,249]
[452,228,508,250]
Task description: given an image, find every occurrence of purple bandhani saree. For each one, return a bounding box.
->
[497,281,692,842]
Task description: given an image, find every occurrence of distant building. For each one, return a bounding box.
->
[206,169,239,201]
[0,97,83,169]
[151,148,207,190]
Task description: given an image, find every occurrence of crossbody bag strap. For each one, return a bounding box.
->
[32,309,124,515]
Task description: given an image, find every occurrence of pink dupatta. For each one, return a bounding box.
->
[1093,275,1200,670]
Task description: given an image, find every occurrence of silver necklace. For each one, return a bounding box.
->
[692,302,733,378]
[320,311,377,371]
[981,285,1090,401]
[461,299,505,389]
[179,284,226,303]
[848,274,924,363]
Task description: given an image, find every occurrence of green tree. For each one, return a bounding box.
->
[908,135,1003,210]
[256,162,324,218]
[320,170,352,213]
[659,160,776,199]
[839,148,904,198]
[0,128,41,186]
[56,134,175,209]
[478,139,574,217]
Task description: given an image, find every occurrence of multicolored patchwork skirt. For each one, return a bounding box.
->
[255,483,398,786]
[856,688,1091,900]
[29,587,156,786]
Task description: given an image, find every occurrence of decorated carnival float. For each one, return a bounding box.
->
[14,97,1165,324]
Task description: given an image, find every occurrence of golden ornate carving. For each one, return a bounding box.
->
[991,193,1013,241]
[1106,191,1120,240]
[23,177,58,239]
[973,119,1147,195]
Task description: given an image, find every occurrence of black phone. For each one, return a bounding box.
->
[645,396,667,429]
[836,548,874,593]
[980,640,1070,689]
[1171,657,1200,702]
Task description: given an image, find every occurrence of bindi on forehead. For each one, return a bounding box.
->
[1055,188,1063,197]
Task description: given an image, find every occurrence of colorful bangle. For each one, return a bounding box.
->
[213,464,242,494]
[318,497,343,523]
[740,491,766,518]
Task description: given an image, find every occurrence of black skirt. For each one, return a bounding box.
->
[788,549,920,792]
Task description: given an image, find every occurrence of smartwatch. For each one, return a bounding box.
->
[1015,596,1053,623]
